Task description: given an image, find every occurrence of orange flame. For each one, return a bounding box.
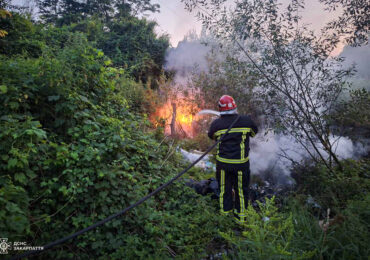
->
[179,114,193,125]
[151,97,199,137]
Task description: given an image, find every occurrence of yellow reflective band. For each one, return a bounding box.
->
[214,127,252,136]
[234,217,247,224]
[220,209,232,215]
[234,209,248,217]
[234,208,247,217]
[215,128,251,163]
[219,170,225,212]
[216,156,249,164]
[251,129,256,137]
[216,136,220,156]
[241,133,246,159]
[238,171,246,213]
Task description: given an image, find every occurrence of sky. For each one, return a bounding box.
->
[148,0,200,47]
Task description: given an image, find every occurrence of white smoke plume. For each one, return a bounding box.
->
[340,42,370,90]
[164,30,220,85]
[249,131,369,185]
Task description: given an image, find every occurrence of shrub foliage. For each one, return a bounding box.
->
[0,12,232,259]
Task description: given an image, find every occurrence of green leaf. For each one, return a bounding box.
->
[8,158,18,169]
[9,102,19,110]
[14,173,27,184]
[97,50,104,58]
[0,85,7,94]
[98,171,105,178]
[79,95,89,103]
[25,128,47,139]
[26,170,37,179]
[33,129,47,139]
[70,152,79,160]
[59,186,68,196]
[9,215,28,233]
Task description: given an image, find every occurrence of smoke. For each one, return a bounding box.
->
[250,132,304,177]
[165,35,209,73]
[329,135,369,159]
[249,131,369,185]
[180,149,211,169]
[340,42,370,91]
[164,31,369,185]
[164,30,219,84]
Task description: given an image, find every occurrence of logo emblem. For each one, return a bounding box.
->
[0,238,11,254]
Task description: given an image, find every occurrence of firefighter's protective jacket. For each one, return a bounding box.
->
[208,114,258,170]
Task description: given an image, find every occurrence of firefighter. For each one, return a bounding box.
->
[208,95,258,224]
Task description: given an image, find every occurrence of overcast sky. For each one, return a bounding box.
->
[148,0,343,53]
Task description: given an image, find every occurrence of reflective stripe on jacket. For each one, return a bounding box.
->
[208,114,258,165]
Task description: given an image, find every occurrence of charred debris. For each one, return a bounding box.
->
[185,175,294,210]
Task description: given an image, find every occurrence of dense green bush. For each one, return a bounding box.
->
[323,194,370,259]
[217,158,369,259]
[0,13,43,57]
[333,89,370,129]
[292,159,370,210]
[221,197,316,259]
[66,15,170,88]
[220,194,369,260]
[287,193,370,259]
[96,16,169,87]
[0,13,234,258]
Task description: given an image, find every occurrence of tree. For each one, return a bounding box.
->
[94,15,169,87]
[0,1,11,38]
[37,0,90,25]
[115,0,160,17]
[36,0,160,25]
[0,0,10,9]
[182,0,358,172]
[0,12,43,57]
[190,47,259,117]
[34,0,168,86]
[320,0,369,46]
[36,0,59,24]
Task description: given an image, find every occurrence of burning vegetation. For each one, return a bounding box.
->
[151,94,200,138]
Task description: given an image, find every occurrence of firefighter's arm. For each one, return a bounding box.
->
[208,121,216,140]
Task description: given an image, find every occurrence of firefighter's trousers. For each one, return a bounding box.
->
[216,163,250,224]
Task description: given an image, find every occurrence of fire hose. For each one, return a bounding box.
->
[10,115,241,260]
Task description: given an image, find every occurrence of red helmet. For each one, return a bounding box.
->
[218,95,237,112]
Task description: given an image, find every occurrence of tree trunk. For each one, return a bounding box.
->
[170,103,176,137]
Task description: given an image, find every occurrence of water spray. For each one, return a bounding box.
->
[196,109,220,116]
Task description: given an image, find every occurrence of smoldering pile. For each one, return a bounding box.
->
[248,181,293,208]
[185,177,293,208]
[185,178,219,199]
